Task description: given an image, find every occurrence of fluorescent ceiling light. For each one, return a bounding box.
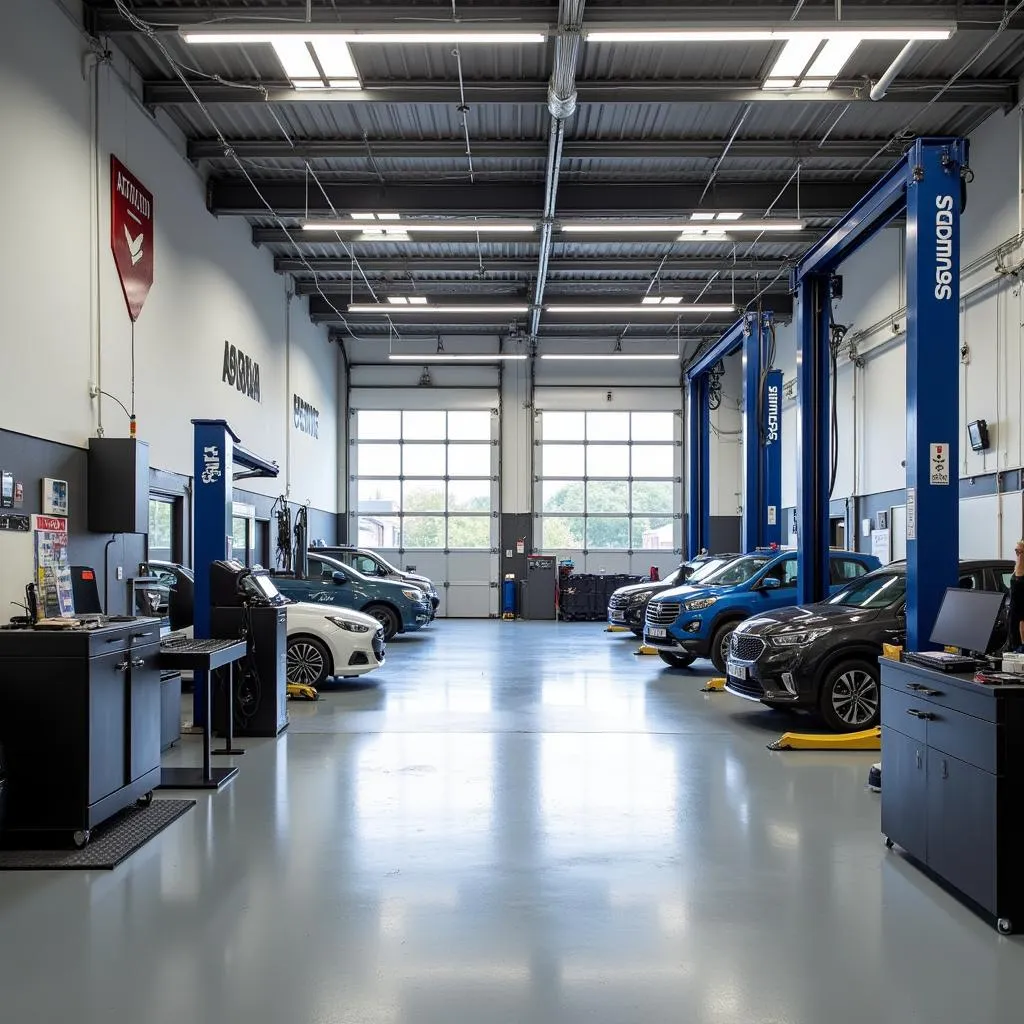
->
[389,353,528,362]
[407,296,428,305]
[387,296,408,304]
[541,354,680,361]
[313,37,358,78]
[350,212,376,221]
[640,296,684,305]
[716,211,743,221]
[349,303,529,314]
[377,212,401,221]
[641,296,662,305]
[768,37,821,79]
[181,27,547,45]
[272,39,319,78]
[806,35,860,78]
[560,220,802,233]
[583,26,952,44]
[304,220,534,234]
[690,212,717,221]
[544,304,736,315]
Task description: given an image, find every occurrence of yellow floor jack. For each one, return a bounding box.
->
[634,644,659,655]
[605,624,632,633]
[701,677,727,691]
[767,726,880,751]
[287,681,320,701]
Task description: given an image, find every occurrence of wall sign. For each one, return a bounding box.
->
[222,341,261,402]
[42,478,68,517]
[929,443,950,485]
[293,395,320,438]
[906,487,917,541]
[110,156,154,322]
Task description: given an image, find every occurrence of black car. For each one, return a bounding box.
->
[607,553,740,636]
[724,559,1013,733]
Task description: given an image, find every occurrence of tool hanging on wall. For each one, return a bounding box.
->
[272,496,292,572]
[293,504,309,580]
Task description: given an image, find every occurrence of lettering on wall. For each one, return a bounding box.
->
[221,341,261,402]
[765,380,780,444]
[293,395,320,439]
[934,194,955,301]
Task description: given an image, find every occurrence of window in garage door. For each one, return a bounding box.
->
[536,411,679,553]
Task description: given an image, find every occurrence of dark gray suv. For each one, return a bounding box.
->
[313,546,440,612]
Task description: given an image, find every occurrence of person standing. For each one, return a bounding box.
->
[1008,541,1024,652]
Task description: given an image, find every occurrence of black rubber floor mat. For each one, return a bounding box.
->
[0,799,195,870]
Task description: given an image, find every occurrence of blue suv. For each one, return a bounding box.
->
[643,548,880,673]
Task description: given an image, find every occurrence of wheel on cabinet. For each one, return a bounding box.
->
[884,837,894,849]
[998,918,1014,935]
[658,651,696,669]
[136,791,154,807]
[72,830,91,849]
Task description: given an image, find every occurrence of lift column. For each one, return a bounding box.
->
[762,314,783,548]
[904,141,963,650]
[741,314,762,553]
[795,276,833,605]
[687,374,710,557]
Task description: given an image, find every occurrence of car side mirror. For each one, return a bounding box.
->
[759,576,781,591]
[332,572,348,585]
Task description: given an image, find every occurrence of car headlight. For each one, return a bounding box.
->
[326,615,371,633]
[771,628,831,647]
[629,593,649,605]
[684,596,718,611]
[403,589,424,601]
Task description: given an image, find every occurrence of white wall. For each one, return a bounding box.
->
[0,0,339,512]
[775,104,1024,559]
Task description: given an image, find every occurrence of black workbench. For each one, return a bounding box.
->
[880,658,1024,933]
[0,618,163,847]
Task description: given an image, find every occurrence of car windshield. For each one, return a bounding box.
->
[318,557,359,580]
[685,557,731,585]
[360,550,399,574]
[828,572,907,609]
[699,555,771,586]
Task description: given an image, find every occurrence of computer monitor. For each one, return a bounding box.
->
[929,588,1005,654]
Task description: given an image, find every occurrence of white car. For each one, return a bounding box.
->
[142,562,385,687]
[285,603,386,686]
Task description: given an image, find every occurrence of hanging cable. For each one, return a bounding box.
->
[828,293,850,497]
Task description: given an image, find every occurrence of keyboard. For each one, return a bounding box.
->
[904,651,978,673]
[161,638,241,655]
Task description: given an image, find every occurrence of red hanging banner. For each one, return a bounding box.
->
[110,155,154,322]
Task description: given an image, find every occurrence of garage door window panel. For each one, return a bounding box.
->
[449,479,491,513]
[403,480,446,513]
[448,444,491,478]
[630,445,674,478]
[358,443,401,477]
[403,443,446,477]
[356,411,401,440]
[586,480,628,514]
[586,445,629,478]
[358,479,401,510]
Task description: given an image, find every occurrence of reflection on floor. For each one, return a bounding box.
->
[0,621,1021,1023]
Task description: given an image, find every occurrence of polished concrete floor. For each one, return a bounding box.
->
[1,621,1022,1023]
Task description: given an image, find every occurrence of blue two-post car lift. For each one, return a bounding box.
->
[790,137,968,650]
[685,310,783,557]
[192,419,279,724]
[685,137,967,650]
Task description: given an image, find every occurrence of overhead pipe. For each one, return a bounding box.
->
[870,41,917,101]
[529,0,585,338]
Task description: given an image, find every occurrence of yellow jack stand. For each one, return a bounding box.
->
[605,625,631,633]
[635,645,659,656]
[767,726,881,751]
[701,677,727,692]
[502,613,515,620]
[287,682,320,701]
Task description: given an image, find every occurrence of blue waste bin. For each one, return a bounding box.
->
[502,579,517,617]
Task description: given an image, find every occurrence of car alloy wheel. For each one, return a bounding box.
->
[829,668,879,729]
[287,639,329,687]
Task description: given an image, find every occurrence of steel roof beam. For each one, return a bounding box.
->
[190,137,905,162]
[274,256,791,274]
[89,3,1024,32]
[254,226,826,245]
[217,180,866,216]
[145,78,1017,108]
[294,279,787,296]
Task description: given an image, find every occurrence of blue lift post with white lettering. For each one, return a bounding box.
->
[789,137,968,650]
[191,419,279,725]
[686,373,711,557]
[688,311,781,555]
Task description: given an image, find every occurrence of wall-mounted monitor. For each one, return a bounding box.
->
[967,419,990,453]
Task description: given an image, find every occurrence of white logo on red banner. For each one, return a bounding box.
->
[110,155,154,321]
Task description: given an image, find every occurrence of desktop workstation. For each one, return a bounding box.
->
[881,588,1024,934]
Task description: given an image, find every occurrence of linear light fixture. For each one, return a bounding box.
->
[541,354,680,361]
[388,353,528,362]
[180,26,548,45]
[544,304,736,315]
[349,303,530,314]
[303,220,535,234]
[584,26,953,43]
[559,220,803,234]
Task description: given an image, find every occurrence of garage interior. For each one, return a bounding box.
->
[2,0,1024,1021]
